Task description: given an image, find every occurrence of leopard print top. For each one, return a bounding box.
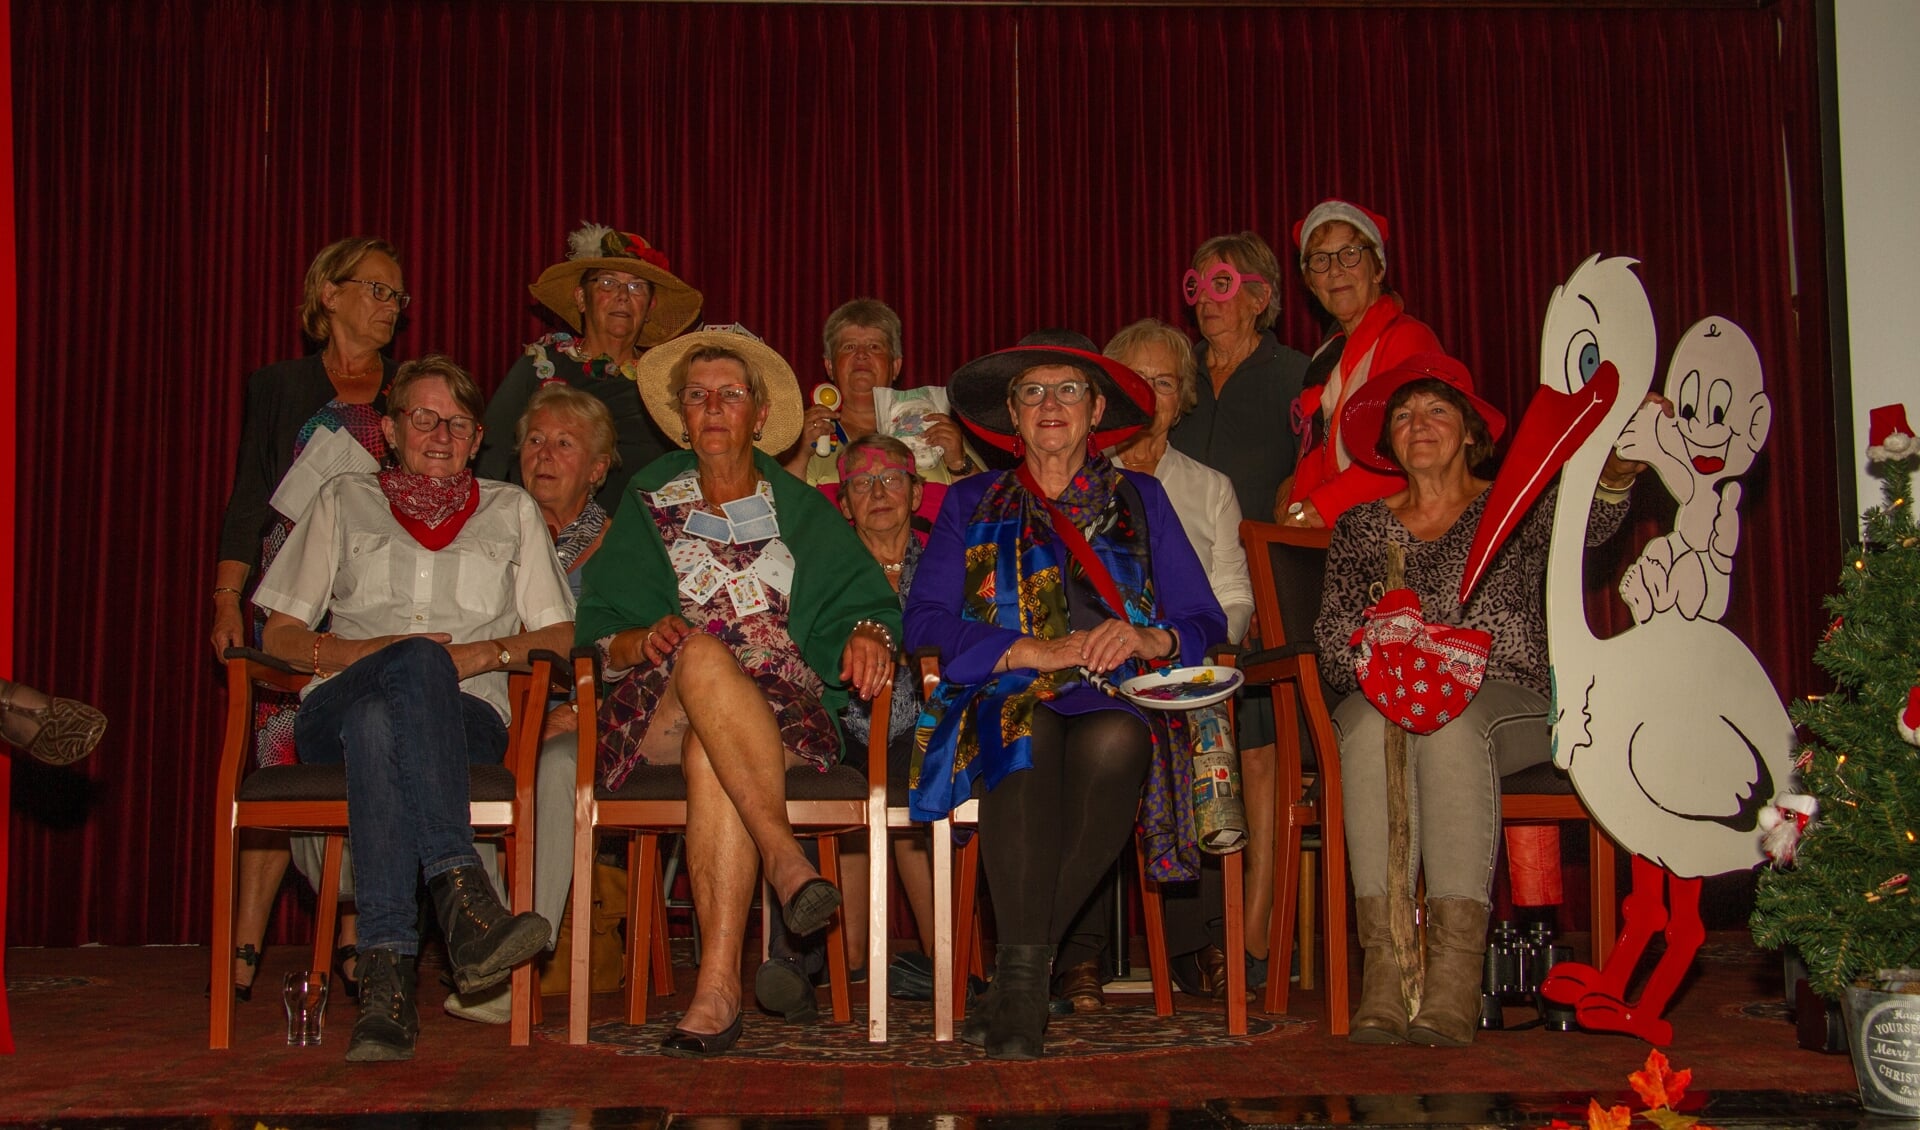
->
[1315,490,1628,698]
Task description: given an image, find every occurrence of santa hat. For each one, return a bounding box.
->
[1293,200,1390,274]
[1866,403,1917,463]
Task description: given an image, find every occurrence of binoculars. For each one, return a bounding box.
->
[1480,919,1579,1031]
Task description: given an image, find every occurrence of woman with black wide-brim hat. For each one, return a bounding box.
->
[904,331,1228,1059]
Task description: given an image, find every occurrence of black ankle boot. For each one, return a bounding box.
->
[345,948,419,1062]
[428,864,551,994]
[984,944,1051,1061]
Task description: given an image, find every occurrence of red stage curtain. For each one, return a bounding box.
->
[9,1,1834,945]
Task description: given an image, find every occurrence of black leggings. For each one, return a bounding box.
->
[979,706,1152,947]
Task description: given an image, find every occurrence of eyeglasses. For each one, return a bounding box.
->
[678,385,754,407]
[1013,379,1092,406]
[1182,265,1267,305]
[340,278,412,308]
[835,339,893,358]
[843,469,914,495]
[1304,244,1370,275]
[588,275,652,298]
[400,406,478,439]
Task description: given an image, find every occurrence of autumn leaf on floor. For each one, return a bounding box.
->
[1630,1047,1693,1109]
[1587,1099,1634,1130]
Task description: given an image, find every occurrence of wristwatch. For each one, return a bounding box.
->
[494,641,513,669]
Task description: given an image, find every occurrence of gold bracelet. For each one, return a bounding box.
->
[852,618,896,653]
[311,631,335,674]
[213,586,243,597]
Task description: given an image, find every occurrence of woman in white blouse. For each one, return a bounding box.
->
[254,355,575,1062]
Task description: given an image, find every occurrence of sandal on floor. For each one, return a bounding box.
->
[233,944,263,1003]
[335,943,361,1001]
[0,683,106,766]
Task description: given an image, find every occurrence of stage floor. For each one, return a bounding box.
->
[0,933,1873,1127]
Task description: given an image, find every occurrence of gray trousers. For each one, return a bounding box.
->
[290,729,578,949]
[1332,680,1549,907]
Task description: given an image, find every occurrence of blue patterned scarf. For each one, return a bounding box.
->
[911,455,1201,881]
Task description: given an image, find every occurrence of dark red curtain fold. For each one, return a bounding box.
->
[10,1,1835,945]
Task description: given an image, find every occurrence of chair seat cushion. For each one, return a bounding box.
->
[238,764,517,802]
[1500,760,1575,795]
[596,762,869,802]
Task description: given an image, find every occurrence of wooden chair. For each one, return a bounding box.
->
[209,646,558,1050]
[566,648,892,1043]
[1237,519,1619,1037]
[917,651,1250,1037]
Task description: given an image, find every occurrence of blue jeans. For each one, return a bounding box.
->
[295,637,507,954]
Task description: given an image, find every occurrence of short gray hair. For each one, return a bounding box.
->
[822,298,903,360]
[1190,231,1282,333]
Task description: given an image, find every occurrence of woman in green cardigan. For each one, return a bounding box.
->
[575,328,899,1058]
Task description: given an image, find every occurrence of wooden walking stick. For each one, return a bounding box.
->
[1382,542,1423,1016]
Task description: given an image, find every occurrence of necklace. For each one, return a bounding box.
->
[324,356,380,383]
[882,560,905,576]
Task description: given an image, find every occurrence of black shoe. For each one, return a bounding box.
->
[754,956,819,1024]
[662,1010,744,1058]
[983,944,1051,1060]
[232,944,262,1004]
[428,865,551,994]
[345,948,419,1063]
[887,951,935,1002]
[334,943,361,1002]
[781,878,841,938]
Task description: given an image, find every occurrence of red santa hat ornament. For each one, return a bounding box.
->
[1866,403,1917,463]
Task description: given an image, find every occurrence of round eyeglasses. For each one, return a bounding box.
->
[1012,379,1091,406]
[843,469,914,496]
[1182,265,1266,305]
[1304,244,1369,275]
[678,385,754,407]
[400,406,478,440]
[341,278,412,308]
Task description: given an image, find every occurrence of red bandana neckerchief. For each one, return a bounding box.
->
[378,468,480,550]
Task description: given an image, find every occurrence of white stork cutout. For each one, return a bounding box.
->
[1460,256,1796,1045]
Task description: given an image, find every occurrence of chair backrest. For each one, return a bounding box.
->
[1238,520,1332,653]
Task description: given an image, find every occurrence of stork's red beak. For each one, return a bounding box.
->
[1459,364,1620,604]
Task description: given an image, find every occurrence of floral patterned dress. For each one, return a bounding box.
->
[596,471,839,790]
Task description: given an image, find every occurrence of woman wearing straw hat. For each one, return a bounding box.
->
[906,330,1227,1059]
[476,222,702,507]
[574,327,899,1057]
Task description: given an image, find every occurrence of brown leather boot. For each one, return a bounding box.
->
[1350,896,1409,1044]
[1408,897,1490,1047]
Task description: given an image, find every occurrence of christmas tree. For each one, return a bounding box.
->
[1752,404,1920,995]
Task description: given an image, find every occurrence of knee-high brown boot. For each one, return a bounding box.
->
[1350,896,1409,1044]
[1408,897,1489,1047]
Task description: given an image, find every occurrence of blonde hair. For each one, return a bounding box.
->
[516,384,620,488]
[301,236,400,343]
[667,345,769,409]
[1104,319,1199,416]
[822,298,903,360]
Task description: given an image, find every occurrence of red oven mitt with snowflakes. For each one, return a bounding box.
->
[1350,588,1494,734]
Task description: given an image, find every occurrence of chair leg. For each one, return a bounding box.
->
[312,836,344,980]
[953,835,980,1027]
[819,840,851,1024]
[1266,822,1302,1017]
[629,834,660,1026]
[1296,848,1317,990]
[1298,665,1350,1037]
[209,816,241,1050]
[931,818,955,1042]
[505,834,533,1047]
[568,830,596,1045]
[1224,849,1247,1036]
[1589,819,1618,968]
[1134,840,1174,1018]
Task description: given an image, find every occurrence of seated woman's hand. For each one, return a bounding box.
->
[542,701,581,741]
[839,630,893,701]
[1081,619,1172,674]
[210,602,247,657]
[611,615,695,671]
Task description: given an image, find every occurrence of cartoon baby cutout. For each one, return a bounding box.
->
[1615,318,1771,624]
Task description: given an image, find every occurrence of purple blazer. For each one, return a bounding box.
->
[903,467,1228,719]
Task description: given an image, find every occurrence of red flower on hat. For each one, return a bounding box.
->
[613,231,672,273]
